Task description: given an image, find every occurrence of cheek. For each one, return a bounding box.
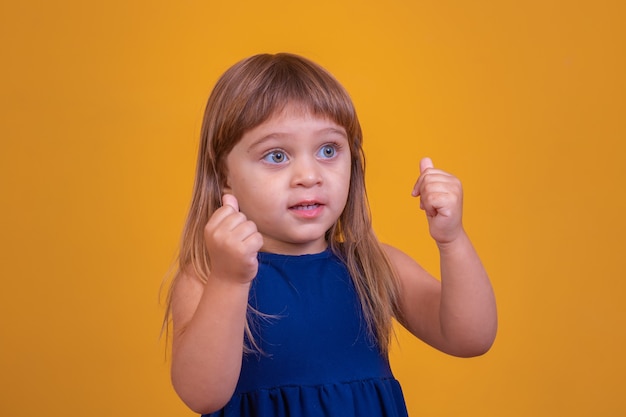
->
[343,157,353,187]
[337,162,352,203]
[237,183,281,218]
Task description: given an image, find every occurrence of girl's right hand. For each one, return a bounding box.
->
[204,194,264,284]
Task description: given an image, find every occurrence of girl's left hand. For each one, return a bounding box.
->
[412,157,464,245]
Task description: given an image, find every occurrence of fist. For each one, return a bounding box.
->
[412,158,464,244]
[203,194,264,283]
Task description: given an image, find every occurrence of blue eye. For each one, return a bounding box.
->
[263,150,287,164]
[318,145,336,159]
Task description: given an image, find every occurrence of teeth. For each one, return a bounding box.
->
[294,204,318,210]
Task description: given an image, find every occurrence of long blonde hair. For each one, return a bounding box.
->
[164,53,403,353]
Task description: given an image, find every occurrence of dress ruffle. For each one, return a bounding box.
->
[204,377,407,417]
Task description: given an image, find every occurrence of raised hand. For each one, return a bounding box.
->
[412,157,464,245]
[203,194,264,283]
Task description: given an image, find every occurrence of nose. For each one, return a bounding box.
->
[290,157,323,188]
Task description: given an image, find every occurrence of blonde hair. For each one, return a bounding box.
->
[164,53,403,353]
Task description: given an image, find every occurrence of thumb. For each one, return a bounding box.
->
[420,157,434,174]
[221,193,239,211]
[412,157,435,198]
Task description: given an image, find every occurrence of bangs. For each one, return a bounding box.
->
[231,54,359,140]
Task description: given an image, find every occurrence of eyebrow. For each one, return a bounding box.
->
[247,127,348,151]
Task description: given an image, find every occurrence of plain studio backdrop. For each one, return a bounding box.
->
[1,1,624,416]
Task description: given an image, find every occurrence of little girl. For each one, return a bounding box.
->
[165,53,497,417]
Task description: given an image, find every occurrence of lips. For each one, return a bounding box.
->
[288,200,325,218]
[291,203,321,211]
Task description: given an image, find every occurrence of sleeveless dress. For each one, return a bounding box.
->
[203,249,409,417]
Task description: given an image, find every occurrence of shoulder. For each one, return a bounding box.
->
[170,267,206,335]
[172,266,206,301]
[380,243,428,279]
[380,242,409,261]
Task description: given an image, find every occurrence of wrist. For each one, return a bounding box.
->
[206,272,253,293]
[435,229,470,253]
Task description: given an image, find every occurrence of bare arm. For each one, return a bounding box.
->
[170,194,263,414]
[389,158,497,357]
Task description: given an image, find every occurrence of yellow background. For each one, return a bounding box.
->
[1,1,625,416]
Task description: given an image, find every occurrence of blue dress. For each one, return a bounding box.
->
[203,249,409,417]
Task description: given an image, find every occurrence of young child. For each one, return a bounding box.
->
[165,53,497,417]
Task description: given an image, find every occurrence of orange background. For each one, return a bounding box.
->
[1,1,625,416]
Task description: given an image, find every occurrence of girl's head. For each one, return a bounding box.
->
[186,53,370,264]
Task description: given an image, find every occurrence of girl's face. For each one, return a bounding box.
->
[223,104,352,255]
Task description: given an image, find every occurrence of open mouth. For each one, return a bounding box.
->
[290,203,321,211]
